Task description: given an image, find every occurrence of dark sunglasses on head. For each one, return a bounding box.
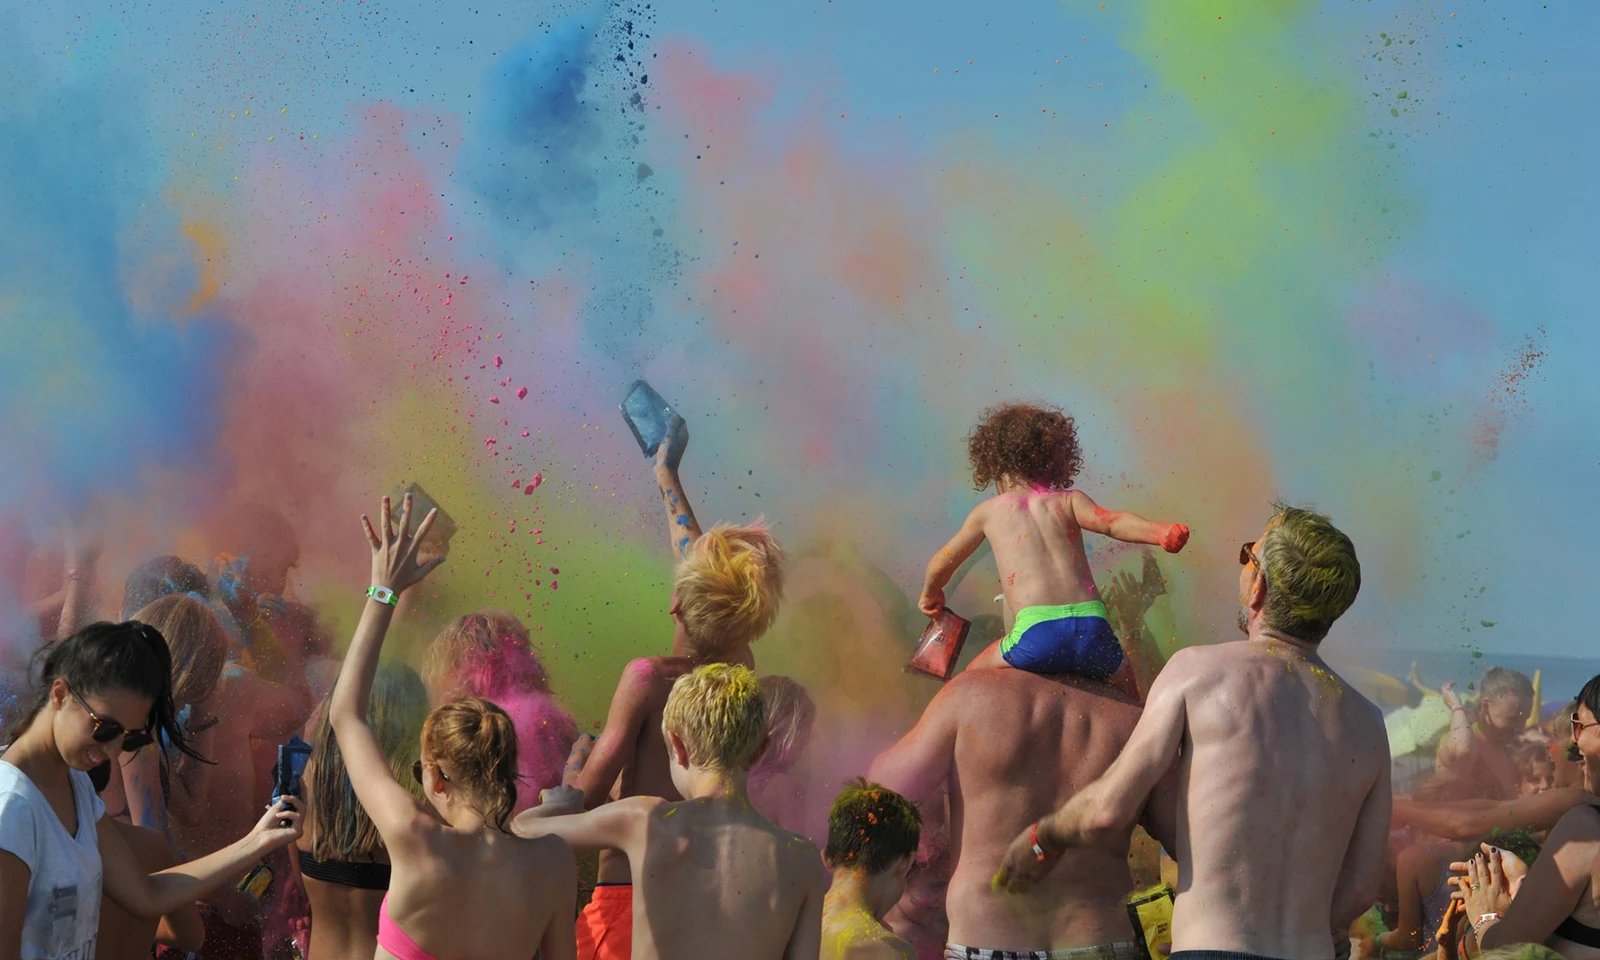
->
[70,686,154,752]
[412,760,450,785]
[1239,542,1257,566]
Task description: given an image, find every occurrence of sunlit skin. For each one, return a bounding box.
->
[1436,680,1534,799]
[1,667,305,959]
[919,476,1186,695]
[568,418,766,891]
[821,860,915,960]
[992,514,1390,960]
[868,665,1147,953]
[514,727,828,960]
[1455,702,1600,955]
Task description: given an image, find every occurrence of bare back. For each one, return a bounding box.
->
[1165,641,1387,957]
[381,827,573,960]
[979,490,1099,612]
[947,669,1142,949]
[631,798,827,960]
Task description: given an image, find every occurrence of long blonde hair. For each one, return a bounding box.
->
[309,660,429,860]
[131,595,228,708]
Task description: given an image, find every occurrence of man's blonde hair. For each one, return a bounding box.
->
[674,523,785,659]
[1261,502,1361,644]
[662,663,767,773]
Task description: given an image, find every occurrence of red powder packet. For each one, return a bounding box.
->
[906,609,971,681]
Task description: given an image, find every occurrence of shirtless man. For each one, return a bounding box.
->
[869,663,1149,959]
[565,417,785,960]
[515,663,827,960]
[820,780,920,960]
[995,503,1390,960]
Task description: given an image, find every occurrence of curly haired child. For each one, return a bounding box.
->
[920,402,1189,695]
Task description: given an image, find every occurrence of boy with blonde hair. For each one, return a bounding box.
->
[921,402,1189,695]
[556,417,788,959]
[516,664,827,960]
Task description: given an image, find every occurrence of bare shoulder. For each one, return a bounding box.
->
[1550,801,1600,841]
[775,826,827,886]
[522,832,575,876]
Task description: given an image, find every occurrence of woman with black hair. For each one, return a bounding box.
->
[1458,672,1600,958]
[0,620,302,960]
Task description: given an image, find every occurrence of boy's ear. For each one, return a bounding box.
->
[821,849,835,871]
[668,730,690,768]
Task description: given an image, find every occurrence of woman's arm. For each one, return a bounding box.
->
[328,495,445,842]
[1474,810,1600,950]
[99,798,302,920]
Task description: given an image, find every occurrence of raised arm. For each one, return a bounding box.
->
[99,796,302,919]
[993,646,1194,892]
[1070,491,1188,554]
[653,415,702,559]
[1391,787,1593,840]
[867,683,959,803]
[567,662,653,809]
[329,495,445,841]
[1331,749,1393,933]
[57,528,101,639]
[919,506,987,617]
[1433,682,1477,773]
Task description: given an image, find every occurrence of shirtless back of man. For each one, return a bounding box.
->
[1163,639,1389,957]
[947,669,1144,949]
[871,667,1144,953]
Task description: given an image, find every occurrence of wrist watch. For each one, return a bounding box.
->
[367,585,398,606]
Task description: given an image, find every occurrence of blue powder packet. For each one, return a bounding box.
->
[620,380,685,466]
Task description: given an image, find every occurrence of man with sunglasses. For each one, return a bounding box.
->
[994,503,1391,960]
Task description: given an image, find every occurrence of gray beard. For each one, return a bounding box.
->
[1237,607,1249,635]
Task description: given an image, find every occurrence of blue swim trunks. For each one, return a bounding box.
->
[999,601,1124,680]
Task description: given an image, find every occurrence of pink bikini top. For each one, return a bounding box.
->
[377,895,535,960]
[377,896,443,960]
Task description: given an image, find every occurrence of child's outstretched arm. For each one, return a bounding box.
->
[919,506,987,616]
[652,414,702,559]
[1070,492,1189,554]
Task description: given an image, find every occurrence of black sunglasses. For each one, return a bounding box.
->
[70,687,154,752]
[412,760,450,785]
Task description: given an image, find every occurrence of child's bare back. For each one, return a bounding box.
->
[980,488,1101,612]
[632,797,825,960]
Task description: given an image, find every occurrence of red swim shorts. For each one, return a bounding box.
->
[576,884,633,960]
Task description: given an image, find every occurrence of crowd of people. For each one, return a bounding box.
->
[1,402,1598,960]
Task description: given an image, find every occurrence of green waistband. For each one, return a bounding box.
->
[1012,600,1109,628]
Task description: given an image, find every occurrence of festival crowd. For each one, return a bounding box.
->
[3,404,1598,960]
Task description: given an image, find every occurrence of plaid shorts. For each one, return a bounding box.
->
[944,941,1145,960]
